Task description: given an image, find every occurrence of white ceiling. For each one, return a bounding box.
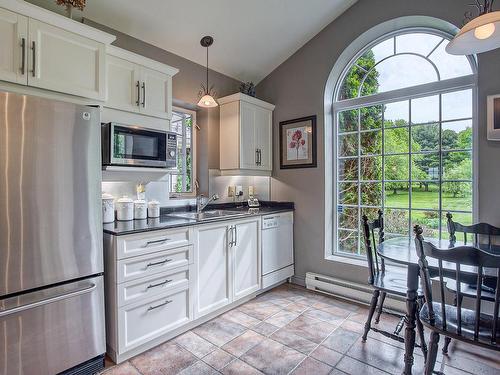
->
[81,0,357,83]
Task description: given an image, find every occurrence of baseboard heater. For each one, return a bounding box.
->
[305,272,405,313]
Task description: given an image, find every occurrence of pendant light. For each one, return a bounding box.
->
[447,0,500,55]
[197,36,218,108]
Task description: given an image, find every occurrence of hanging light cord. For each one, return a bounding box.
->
[206,46,209,93]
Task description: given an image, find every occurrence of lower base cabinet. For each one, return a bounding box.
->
[104,217,261,363]
[193,218,260,319]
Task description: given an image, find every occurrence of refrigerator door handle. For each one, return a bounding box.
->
[0,281,97,318]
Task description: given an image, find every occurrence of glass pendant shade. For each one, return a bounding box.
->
[447,11,500,55]
[197,94,218,108]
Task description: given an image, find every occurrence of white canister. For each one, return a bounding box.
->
[102,193,115,223]
[116,196,134,221]
[134,199,147,220]
[148,200,160,218]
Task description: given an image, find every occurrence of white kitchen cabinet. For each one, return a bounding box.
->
[193,222,231,318]
[232,219,260,300]
[106,55,140,113]
[0,8,27,85]
[219,93,275,176]
[193,217,260,318]
[0,2,115,100]
[28,19,106,100]
[106,46,178,120]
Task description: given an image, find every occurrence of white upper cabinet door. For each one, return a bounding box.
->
[239,101,257,170]
[254,106,272,171]
[140,67,171,119]
[106,55,141,113]
[193,223,231,318]
[28,19,106,100]
[0,8,27,85]
[232,220,260,301]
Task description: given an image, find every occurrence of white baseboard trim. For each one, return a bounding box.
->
[305,272,405,313]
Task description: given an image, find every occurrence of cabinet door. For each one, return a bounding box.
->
[194,223,231,318]
[0,8,27,85]
[239,101,257,169]
[232,220,260,301]
[255,106,273,171]
[106,55,141,113]
[28,19,106,100]
[140,67,171,119]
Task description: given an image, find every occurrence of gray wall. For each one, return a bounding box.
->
[256,0,500,285]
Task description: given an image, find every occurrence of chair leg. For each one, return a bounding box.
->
[416,297,427,359]
[425,331,440,375]
[374,291,386,324]
[442,336,451,355]
[362,289,380,342]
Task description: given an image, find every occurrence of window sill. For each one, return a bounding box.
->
[325,253,407,271]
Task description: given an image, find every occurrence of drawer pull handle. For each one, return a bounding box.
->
[147,300,172,311]
[143,238,170,247]
[147,279,172,289]
[146,258,172,268]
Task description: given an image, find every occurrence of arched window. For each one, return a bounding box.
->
[333,29,476,257]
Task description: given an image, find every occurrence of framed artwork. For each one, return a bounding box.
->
[487,94,500,141]
[279,115,317,169]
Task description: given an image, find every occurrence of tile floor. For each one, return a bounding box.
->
[101,284,500,375]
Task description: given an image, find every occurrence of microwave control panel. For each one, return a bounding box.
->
[166,132,177,168]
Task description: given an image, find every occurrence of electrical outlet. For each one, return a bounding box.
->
[236,185,244,197]
[248,185,255,196]
[228,186,235,197]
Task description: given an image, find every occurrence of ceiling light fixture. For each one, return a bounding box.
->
[197,36,218,108]
[447,0,500,55]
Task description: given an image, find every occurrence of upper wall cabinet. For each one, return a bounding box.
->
[0,1,115,100]
[106,46,179,120]
[219,93,275,176]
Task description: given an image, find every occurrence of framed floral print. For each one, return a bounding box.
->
[279,115,317,169]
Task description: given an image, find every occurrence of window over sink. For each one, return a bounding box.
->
[169,107,197,198]
[332,29,477,258]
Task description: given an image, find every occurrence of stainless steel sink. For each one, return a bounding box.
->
[168,210,247,221]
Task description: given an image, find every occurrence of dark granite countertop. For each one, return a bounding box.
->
[103,201,294,236]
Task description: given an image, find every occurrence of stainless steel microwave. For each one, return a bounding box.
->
[101,122,177,168]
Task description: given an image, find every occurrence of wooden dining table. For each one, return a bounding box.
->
[377,236,500,375]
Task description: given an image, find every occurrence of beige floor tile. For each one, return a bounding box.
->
[221,359,263,375]
[173,331,217,358]
[193,317,247,346]
[240,338,306,375]
[290,357,332,375]
[310,346,343,367]
[202,348,236,371]
[270,327,318,355]
[130,342,197,375]
[222,330,265,357]
[100,362,140,375]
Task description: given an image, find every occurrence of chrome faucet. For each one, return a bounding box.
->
[196,194,219,213]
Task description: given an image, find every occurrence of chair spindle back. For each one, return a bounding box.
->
[447,212,500,252]
[361,210,385,285]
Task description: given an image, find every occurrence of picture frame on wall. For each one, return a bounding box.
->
[279,115,317,169]
[487,94,500,141]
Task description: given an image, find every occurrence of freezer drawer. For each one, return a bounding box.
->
[0,276,105,375]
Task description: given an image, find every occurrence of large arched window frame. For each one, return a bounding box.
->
[325,22,478,260]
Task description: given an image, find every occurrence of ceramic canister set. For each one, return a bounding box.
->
[102,194,160,223]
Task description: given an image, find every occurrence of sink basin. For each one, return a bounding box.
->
[168,210,247,221]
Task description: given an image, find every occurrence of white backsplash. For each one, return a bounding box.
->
[208,169,271,203]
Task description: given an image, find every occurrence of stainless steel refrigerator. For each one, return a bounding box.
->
[0,91,105,375]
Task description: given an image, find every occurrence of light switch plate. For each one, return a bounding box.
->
[248,185,254,196]
[228,186,235,197]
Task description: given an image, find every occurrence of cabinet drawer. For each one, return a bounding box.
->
[117,246,192,283]
[118,266,189,307]
[118,285,190,352]
[117,227,191,259]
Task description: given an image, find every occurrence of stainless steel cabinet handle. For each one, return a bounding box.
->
[255,149,259,165]
[228,226,233,247]
[20,38,26,74]
[146,258,172,268]
[147,300,172,311]
[0,282,96,317]
[30,41,35,77]
[258,149,262,165]
[142,238,170,247]
[233,225,238,246]
[141,82,146,107]
[136,81,141,106]
[147,279,172,289]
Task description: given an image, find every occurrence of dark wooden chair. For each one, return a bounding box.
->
[414,225,500,375]
[443,212,500,353]
[361,211,427,357]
